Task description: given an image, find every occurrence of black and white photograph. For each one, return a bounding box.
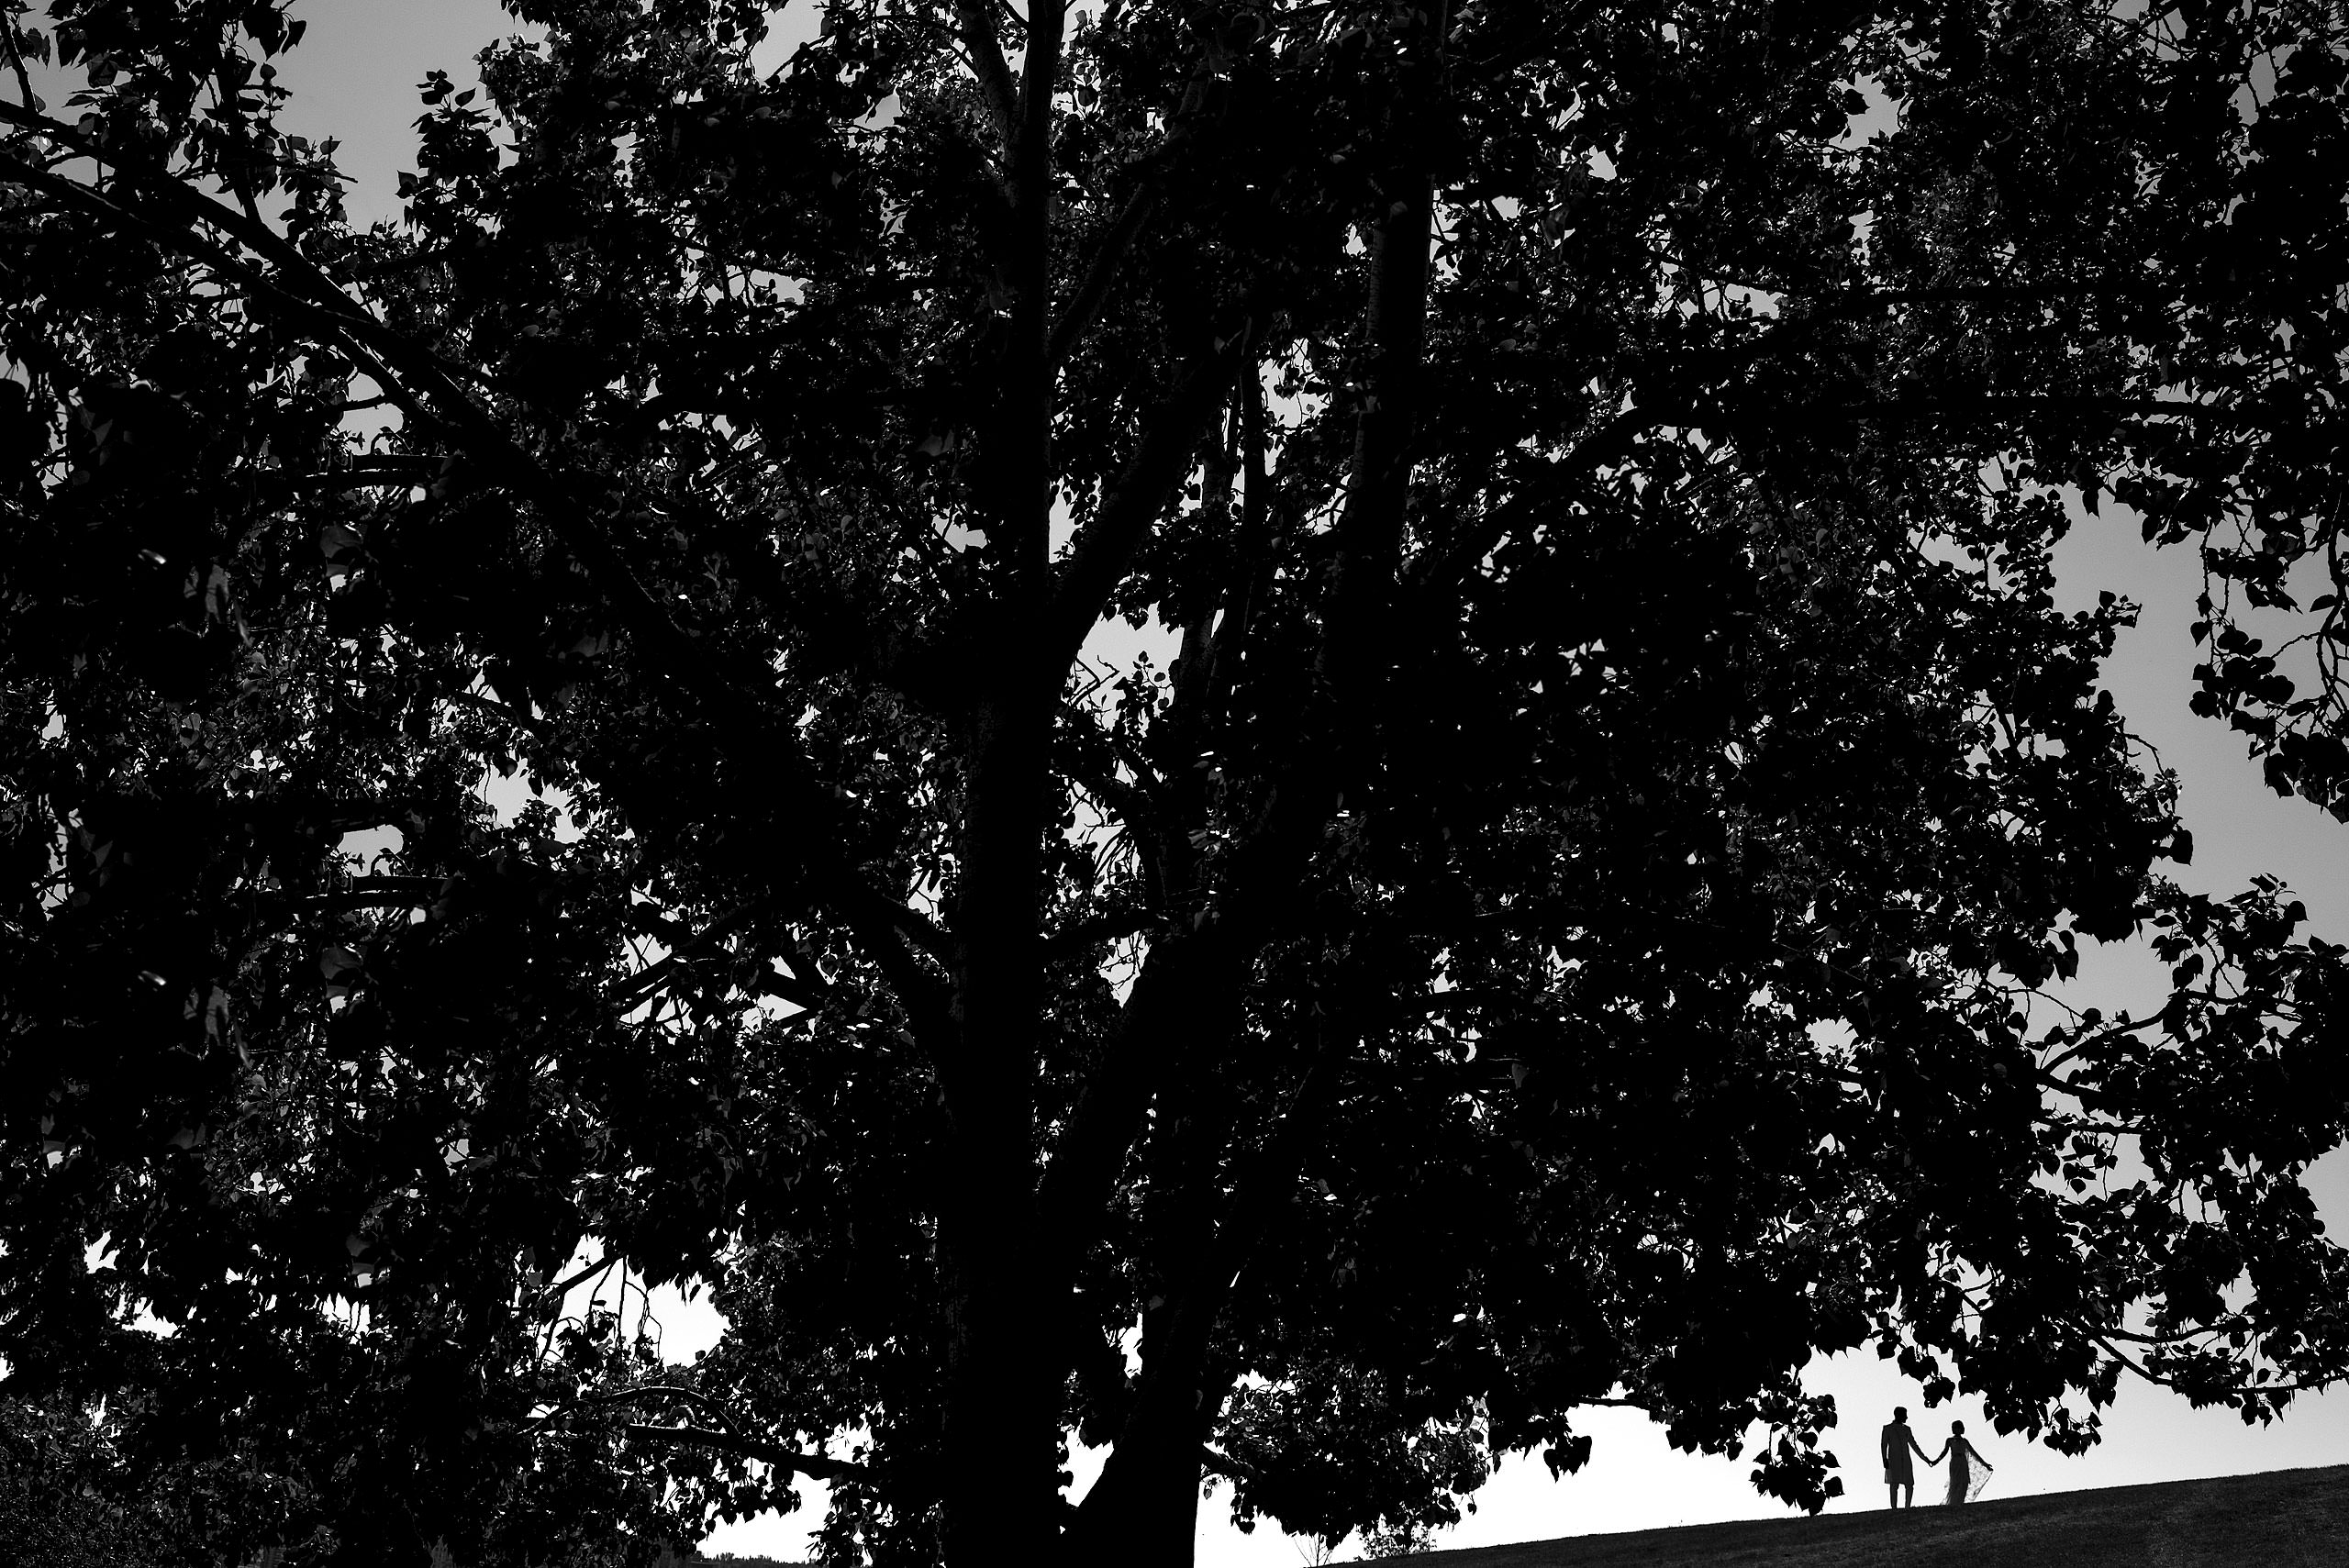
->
[3,0,2348,1562]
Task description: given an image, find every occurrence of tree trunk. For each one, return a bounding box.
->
[1053,922,1247,1565]
[1061,1287,1222,1567]
[938,2,1067,1542]
[1070,1408,1208,1568]
[940,684,1057,1563]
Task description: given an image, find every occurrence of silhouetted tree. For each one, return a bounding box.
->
[5,0,2349,1563]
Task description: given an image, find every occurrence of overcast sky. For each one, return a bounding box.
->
[35,0,2349,1558]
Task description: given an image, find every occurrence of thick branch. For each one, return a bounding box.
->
[1200,359,1275,714]
[1066,1026,1351,1538]
[952,0,1021,148]
[1045,334,1249,667]
[1036,929,1223,1284]
[1017,0,1069,200]
[1065,37,1448,1537]
[1318,169,1438,710]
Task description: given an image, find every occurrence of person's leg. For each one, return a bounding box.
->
[1888,1485,1899,1508]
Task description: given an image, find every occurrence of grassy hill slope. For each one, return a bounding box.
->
[1408,1463,2349,1568]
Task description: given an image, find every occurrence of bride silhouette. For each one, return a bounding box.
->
[1935,1419,1993,1505]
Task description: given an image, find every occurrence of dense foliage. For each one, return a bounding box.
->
[5,0,2349,1563]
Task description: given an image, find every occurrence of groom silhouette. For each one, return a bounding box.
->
[1880,1406,1934,1508]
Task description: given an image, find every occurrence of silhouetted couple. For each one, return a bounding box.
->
[1881,1407,1992,1507]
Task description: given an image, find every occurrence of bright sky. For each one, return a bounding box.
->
[49,0,2349,1559]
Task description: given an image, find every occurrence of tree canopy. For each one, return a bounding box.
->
[6,0,2349,1562]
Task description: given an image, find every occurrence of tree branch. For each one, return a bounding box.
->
[1036,929,1223,1283]
[1196,1443,1259,1486]
[1045,177,1161,371]
[296,876,449,915]
[1066,1024,1351,1539]
[1818,394,2274,429]
[879,895,954,966]
[1319,164,1437,710]
[582,1382,752,1432]
[1406,404,1660,597]
[1017,0,1069,198]
[1042,906,1152,959]
[566,1381,877,1481]
[0,123,707,695]
[953,0,1022,149]
[1,15,39,112]
[607,901,779,1010]
[622,1422,871,1485]
[0,106,968,1060]
[1045,329,1250,668]
[536,1255,618,1303]
[443,689,558,740]
[1199,357,1275,716]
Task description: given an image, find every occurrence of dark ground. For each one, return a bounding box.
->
[1405,1463,2349,1567]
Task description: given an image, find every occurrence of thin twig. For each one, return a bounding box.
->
[0,14,37,113]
